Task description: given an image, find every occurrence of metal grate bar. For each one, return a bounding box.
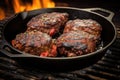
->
[53,73,85,80]
[0,69,33,80]
[97,60,120,69]
[0,58,40,80]
[110,51,120,57]
[104,53,120,60]
[0,57,17,65]
[92,64,120,75]
[102,57,120,66]
[71,70,106,80]
[84,68,120,80]
[109,48,120,54]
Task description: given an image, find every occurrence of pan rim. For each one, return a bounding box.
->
[3,7,117,60]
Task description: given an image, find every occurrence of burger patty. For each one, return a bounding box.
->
[64,19,102,41]
[56,31,96,57]
[11,12,103,57]
[11,30,57,57]
[27,12,69,36]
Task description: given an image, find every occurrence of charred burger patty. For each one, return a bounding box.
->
[27,12,69,36]
[64,19,102,41]
[11,12,102,57]
[56,31,96,57]
[12,30,57,57]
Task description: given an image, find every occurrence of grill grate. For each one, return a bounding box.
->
[0,14,120,79]
[0,38,120,80]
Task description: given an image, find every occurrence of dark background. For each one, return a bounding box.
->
[54,0,120,11]
[54,0,120,26]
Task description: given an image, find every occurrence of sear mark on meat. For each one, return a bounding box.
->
[57,31,96,57]
[12,30,57,57]
[27,12,69,36]
[64,19,102,41]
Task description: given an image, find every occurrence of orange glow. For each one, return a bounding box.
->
[42,0,55,8]
[0,8,5,20]
[0,0,55,20]
[13,0,55,13]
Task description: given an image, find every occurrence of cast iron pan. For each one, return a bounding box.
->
[0,7,117,71]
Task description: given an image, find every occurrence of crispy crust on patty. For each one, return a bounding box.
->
[12,30,57,57]
[64,19,102,41]
[27,12,69,36]
[56,31,96,57]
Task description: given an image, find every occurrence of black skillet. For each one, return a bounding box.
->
[0,7,117,71]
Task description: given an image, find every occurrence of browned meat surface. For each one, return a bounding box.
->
[27,12,69,36]
[12,13,103,57]
[12,30,57,57]
[64,19,102,41]
[56,31,96,57]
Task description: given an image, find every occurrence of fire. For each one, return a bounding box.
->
[0,0,55,20]
[0,8,5,20]
[13,0,55,13]
[42,0,55,8]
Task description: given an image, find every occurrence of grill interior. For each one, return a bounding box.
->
[0,38,120,80]
[0,1,120,80]
[0,16,120,79]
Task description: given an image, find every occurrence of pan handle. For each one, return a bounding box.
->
[0,48,36,57]
[81,8,114,21]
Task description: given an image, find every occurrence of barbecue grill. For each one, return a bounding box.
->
[0,0,120,80]
[0,38,120,80]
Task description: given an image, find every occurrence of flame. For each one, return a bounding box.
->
[42,0,55,8]
[0,0,55,20]
[0,8,5,20]
[13,0,55,13]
